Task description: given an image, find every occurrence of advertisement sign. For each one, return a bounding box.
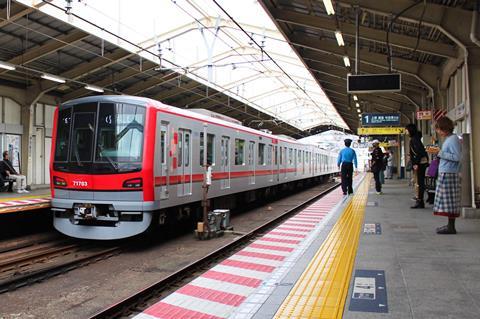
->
[362,113,400,126]
[357,127,405,135]
[416,110,432,120]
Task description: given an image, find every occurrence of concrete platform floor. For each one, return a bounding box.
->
[344,179,480,319]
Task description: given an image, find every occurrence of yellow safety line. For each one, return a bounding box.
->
[0,194,50,202]
[274,175,371,319]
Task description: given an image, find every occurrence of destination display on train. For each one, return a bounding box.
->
[361,113,400,126]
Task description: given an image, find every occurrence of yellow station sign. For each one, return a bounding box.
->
[357,127,405,135]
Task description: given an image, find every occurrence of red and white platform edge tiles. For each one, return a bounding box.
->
[133,189,347,319]
[0,197,50,208]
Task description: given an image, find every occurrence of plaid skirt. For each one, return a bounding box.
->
[433,173,460,218]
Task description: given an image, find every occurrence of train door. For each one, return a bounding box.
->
[177,129,192,196]
[248,141,255,185]
[221,136,231,189]
[159,123,169,200]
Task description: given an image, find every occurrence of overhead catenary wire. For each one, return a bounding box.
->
[36,0,335,133]
[210,0,340,127]
[386,0,426,72]
[0,21,304,136]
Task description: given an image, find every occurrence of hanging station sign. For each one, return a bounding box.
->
[361,113,401,126]
[357,127,405,135]
[416,110,432,120]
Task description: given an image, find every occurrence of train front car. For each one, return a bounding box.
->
[50,96,155,240]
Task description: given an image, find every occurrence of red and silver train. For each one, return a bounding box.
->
[50,96,338,240]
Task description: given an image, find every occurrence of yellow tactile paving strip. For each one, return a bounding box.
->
[274,175,371,319]
[0,194,50,202]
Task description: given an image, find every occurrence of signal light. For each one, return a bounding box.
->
[123,178,142,188]
[53,176,67,187]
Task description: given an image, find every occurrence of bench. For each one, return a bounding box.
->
[0,176,14,192]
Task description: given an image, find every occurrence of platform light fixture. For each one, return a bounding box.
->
[343,56,350,67]
[358,113,361,118]
[41,73,66,83]
[353,95,358,101]
[335,30,344,46]
[322,0,335,15]
[0,61,15,71]
[357,108,361,113]
[355,102,360,108]
[85,85,104,93]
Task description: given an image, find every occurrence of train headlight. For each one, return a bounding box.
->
[53,176,67,187]
[123,178,143,188]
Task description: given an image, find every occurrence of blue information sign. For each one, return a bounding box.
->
[349,270,388,313]
[362,113,400,126]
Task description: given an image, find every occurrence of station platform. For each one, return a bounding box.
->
[0,189,50,214]
[133,175,480,319]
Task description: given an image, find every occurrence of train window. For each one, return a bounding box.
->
[248,141,255,166]
[160,128,166,165]
[54,108,72,162]
[279,146,283,165]
[267,145,273,165]
[200,133,215,166]
[258,143,265,165]
[274,146,278,165]
[70,112,95,163]
[185,132,190,167]
[95,103,145,165]
[235,139,245,165]
[178,131,183,167]
[289,148,293,165]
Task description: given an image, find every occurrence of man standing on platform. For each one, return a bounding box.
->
[337,138,358,195]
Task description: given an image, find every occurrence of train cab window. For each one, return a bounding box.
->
[70,112,95,163]
[200,133,215,166]
[54,108,72,162]
[235,139,245,165]
[95,103,145,165]
[258,143,266,165]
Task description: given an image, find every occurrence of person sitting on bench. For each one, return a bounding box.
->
[0,151,28,193]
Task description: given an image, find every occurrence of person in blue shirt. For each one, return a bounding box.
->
[337,138,358,195]
[431,117,462,234]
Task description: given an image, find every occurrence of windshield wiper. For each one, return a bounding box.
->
[97,144,118,173]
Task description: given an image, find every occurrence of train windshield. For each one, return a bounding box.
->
[54,102,145,174]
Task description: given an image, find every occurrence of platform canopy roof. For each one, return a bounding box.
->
[15,0,347,132]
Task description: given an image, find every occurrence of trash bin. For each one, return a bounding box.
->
[213,209,230,230]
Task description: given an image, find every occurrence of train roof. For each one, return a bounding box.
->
[61,95,326,149]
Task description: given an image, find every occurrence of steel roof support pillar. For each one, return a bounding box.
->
[21,82,53,186]
[466,47,480,210]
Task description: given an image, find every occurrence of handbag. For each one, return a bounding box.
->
[426,158,439,177]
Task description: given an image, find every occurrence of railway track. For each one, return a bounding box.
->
[88,182,340,319]
[0,233,121,293]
